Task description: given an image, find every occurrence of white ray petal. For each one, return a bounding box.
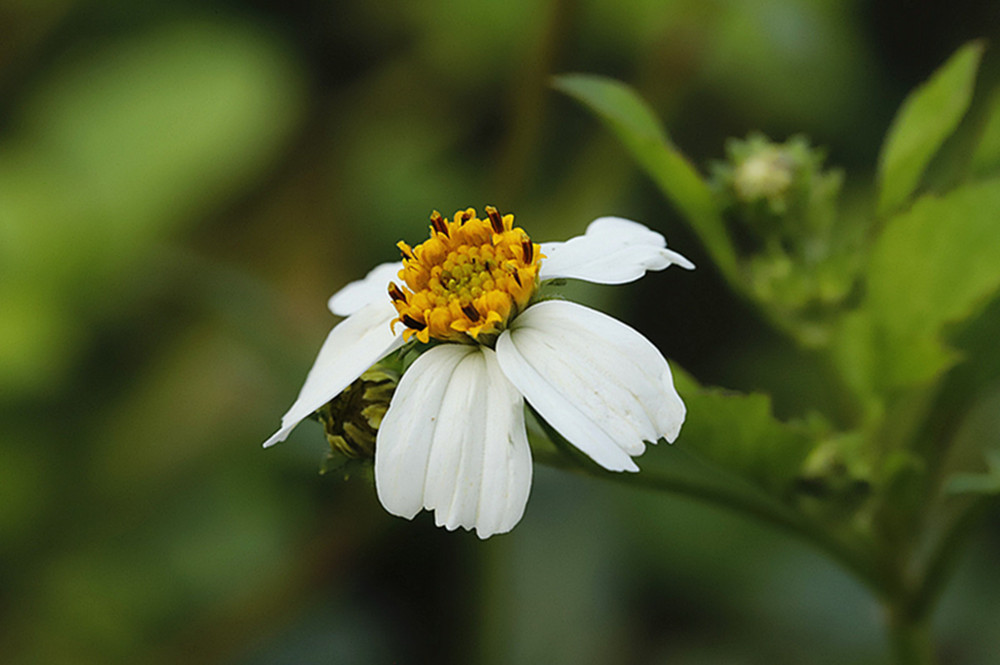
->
[262,300,403,448]
[538,216,694,285]
[328,262,403,316]
[375,345,532,539]
[496,300,685,472]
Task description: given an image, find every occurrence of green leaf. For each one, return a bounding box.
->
[0,20,303,291]
[553,74,738,280]
[671,371,817,496]
[970,89,1000,178]
[876,41,983,217]
[0,20,303,395]
[947,450,1000,495]
[532,368,817,499]
[863,177,1000,388]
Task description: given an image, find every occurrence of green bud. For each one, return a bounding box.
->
[711,132,843,247]
[732,145,795,211]
[314,367,398,459]
[795,434,873,522]
[710,133,857,343]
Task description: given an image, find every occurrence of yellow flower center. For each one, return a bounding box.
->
[390,206,542,344]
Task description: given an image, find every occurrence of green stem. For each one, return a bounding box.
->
[886,603,935,665]
[910,496,994,620]
[531,416,884,597]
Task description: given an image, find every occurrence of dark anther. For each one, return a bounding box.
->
[399,245,414,260]
[388,283,406,302]
[512,270,522,287]
[430,211,448,235]
[459,210,473,223]
[485,206,503,234]
[522,239,533,263]
[401,314,426,330]
[461,303,480,321]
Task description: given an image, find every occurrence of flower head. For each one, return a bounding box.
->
[390,206,542,344]
[264,208,694,538]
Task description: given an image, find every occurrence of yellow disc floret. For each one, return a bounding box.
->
[390,206,543,344]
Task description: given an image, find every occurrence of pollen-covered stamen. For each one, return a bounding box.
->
[461,303,480,321]
[390,207,544,344]
[401,314,426,331]
[521,238,533,263]
[388,283,407,303]
[430,211,448,236]
[485,206,504,234]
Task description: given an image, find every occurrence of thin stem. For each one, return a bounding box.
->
[531,417,885,597]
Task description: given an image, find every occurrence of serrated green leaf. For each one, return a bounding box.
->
[671,371,817,496]
[877,41,983,217]
[553,74,738,280]
[863,177,1000,388]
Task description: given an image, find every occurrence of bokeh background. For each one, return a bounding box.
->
[3,1,1000,663]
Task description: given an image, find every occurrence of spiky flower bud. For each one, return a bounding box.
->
[710,133,855,343]
[712,133,843,246]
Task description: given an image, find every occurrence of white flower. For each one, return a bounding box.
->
[264,209,694,538]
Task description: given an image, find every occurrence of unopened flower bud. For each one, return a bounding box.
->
[314,367,398,459]
[732,146,795,210]
[711,132,842,239]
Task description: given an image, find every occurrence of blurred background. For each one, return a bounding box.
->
[2,0,1000,663]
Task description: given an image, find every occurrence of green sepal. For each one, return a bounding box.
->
[319,450,374,482]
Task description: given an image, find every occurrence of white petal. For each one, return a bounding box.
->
[538,216,695,284]
[262,300,403,448]
[327,262,403,316]
[375,345,532,539]
[496,300,685,472]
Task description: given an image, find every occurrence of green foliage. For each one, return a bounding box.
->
[562,41,1000,660]
[710,133,843,242]
[970,90,1000,178]
[947,450,1000,495]
[671,370,816,497]
[709,133,852,339]
[876,42,983,217]
[5,3,1000,663]
[0,18,303,395]
[552,74,738,280]
[863,177,1000,389]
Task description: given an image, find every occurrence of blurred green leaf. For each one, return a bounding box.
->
[970,89,1000,178]
[553,74,738,280]
[13,19,303,283]
[947,450,1000,495]
[876,41,983,217]
[0,283,80,394]
[0,18,303,395]
[864,177,1000,388]
[672,371,816,497]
